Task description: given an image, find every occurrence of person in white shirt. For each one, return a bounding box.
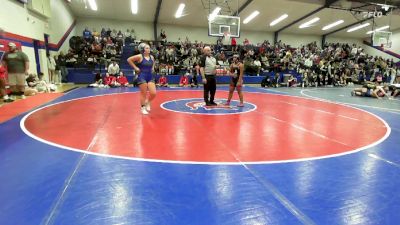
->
[47,54,56,84]
[107,60,120,76]
[253,58,262,76]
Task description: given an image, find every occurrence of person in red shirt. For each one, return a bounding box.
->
[231,37,237,52]
[157,74,168,87]
[103,73,116,86]
[179,73,189,87]
[0,63,13,102]
[116,72,129,87]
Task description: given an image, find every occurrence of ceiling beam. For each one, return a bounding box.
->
[153,0,163,41]
[274,0,338,43]
[276,0,338,33]
[275,6,325,33]
[232,0,253,16]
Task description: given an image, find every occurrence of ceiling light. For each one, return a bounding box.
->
[376,25,390,31]
[347,23,370,32]
[299,17,320,29]
[209,7,221,22]
[87,0,97,11]
[270,14,288,26]
[366,25,390,34]
[322,20,344,30]
[131,0,138,14]
[243,11,260,24]
[175,3,185,18]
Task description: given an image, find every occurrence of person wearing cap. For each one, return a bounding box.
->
[199,46,218,106]
[225,54,244,107]
[3,42,29,99]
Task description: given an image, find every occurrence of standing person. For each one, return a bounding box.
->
[127,43,156,115]
[199,46,217,106]
[47,53,56,84]
[57,51,68,83]
[225,55,244,107]
[3,42,29,99]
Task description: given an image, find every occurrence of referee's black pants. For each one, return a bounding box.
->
[204,75,216,104]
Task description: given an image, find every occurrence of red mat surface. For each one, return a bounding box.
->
[22,91,388,163]
[0,93,63,123]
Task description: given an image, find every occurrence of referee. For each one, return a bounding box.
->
[200,46,217,106]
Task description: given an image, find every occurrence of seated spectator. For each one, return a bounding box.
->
[103,73,116,87]
[166,46,175,63]
[91,41,102,55]
[101,28,107,38]
[189,71,199,88]
[24,74,39,96]
[159,63,168,75]
[166,64,174,75]
[37,72,56,92]
[157,74,168,87]
[88,73,103,87]
[83,27,92,42]
[107,60,120,76]
[254,57,262,76]
[287,74,297,87]
[179,73,189,87]
[116,72,129,87]
[87,54,97,70]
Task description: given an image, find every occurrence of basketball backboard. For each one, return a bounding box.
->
[373,31,392,48]
[209,15,240,38]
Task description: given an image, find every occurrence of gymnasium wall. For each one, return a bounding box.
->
[0,0,75,79]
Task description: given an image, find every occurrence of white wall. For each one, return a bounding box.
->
[278,33,321,48]
[0,0,75,79]
[76,17,153,41]
[325,36,363,46]
[387,30,400,57]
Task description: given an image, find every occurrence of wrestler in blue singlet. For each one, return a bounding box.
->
[137,54,155,85]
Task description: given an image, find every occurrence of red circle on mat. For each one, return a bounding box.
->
[23,91,388,163]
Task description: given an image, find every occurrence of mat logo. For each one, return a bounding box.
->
[185,101,237,111]
[161,98,256,115]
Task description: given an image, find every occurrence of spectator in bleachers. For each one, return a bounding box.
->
[253,57,262,76]
[167,63,174,75]
[287,74,297,87]
[160,29,167,43]
[107,60,120,76]
[91,41,102,55]
[87,54,97,70]
[83,28,92,42]
[166,45,175,63]
[231,37,237,52]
